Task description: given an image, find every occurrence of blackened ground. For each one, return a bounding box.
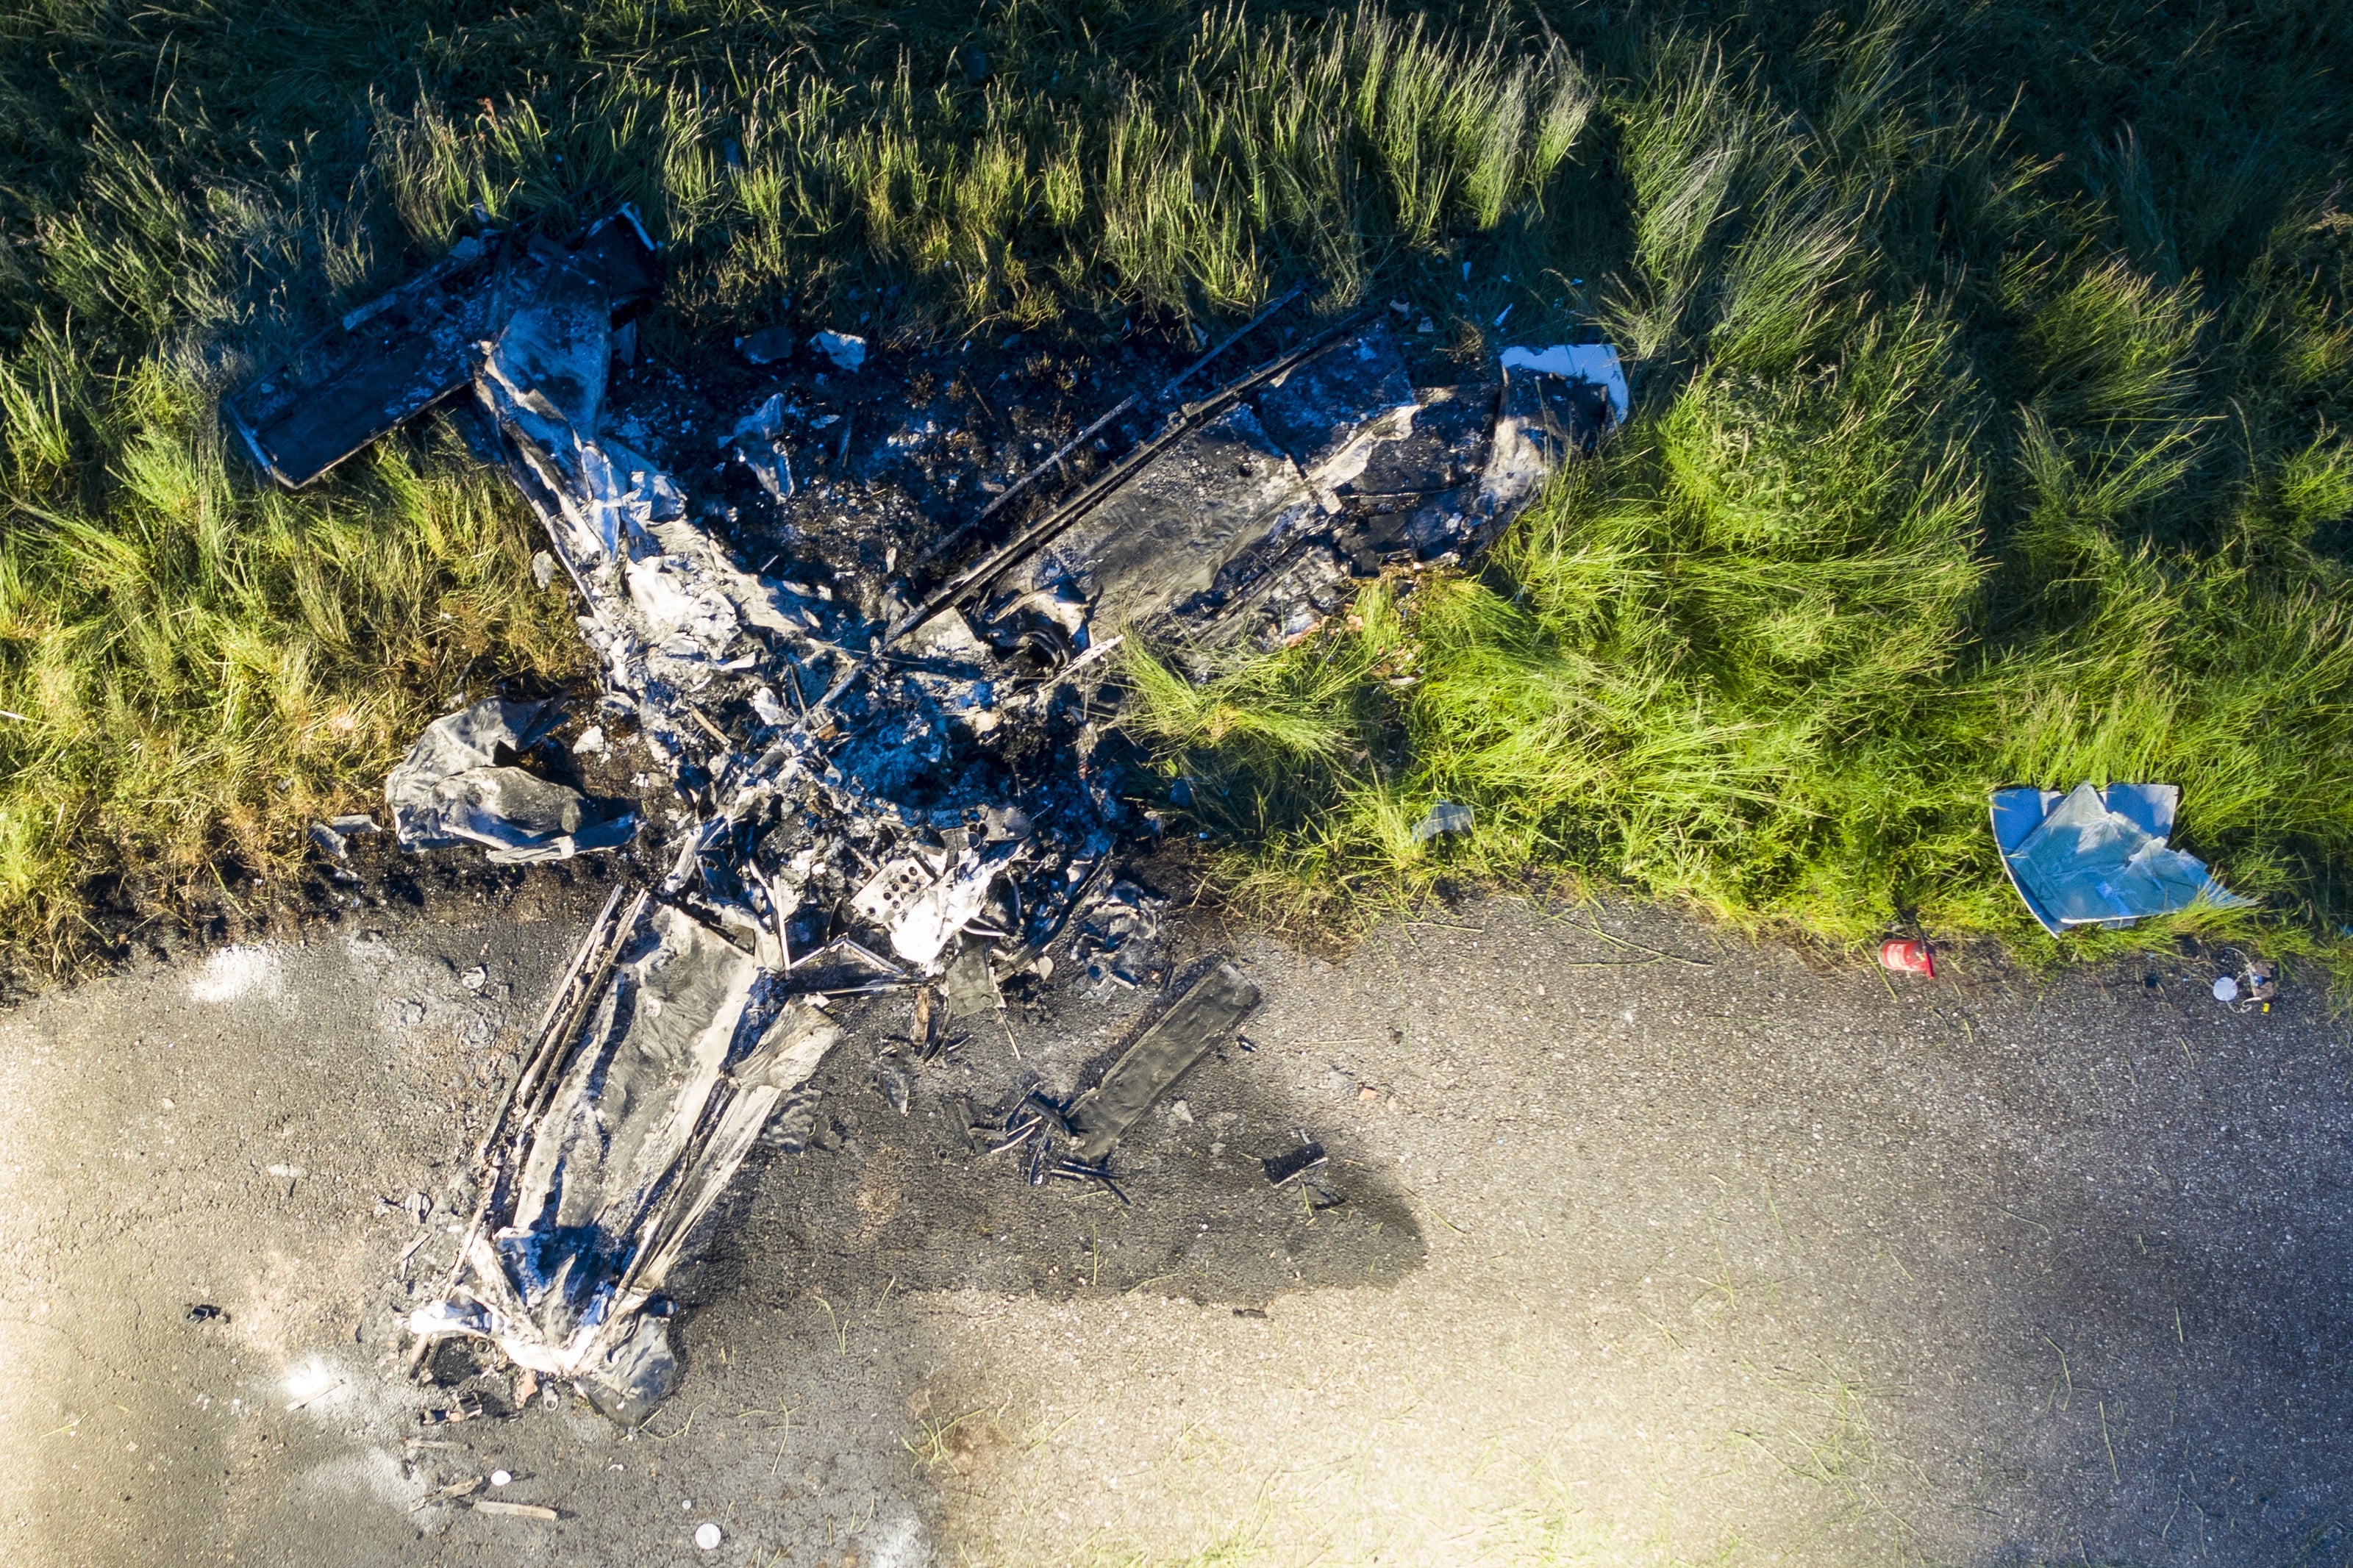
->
[12,304,1530,1000]
[695,888,1429,1317]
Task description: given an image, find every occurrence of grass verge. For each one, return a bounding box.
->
[4,0,2351,980]
[1126,5,2353,981]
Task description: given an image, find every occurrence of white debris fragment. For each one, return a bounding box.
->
[850,857,938,930]
[695,1522,723,1550]
[729,393,796,501]
[850,851,1001,966]
[190,945,281,1003]
[904,608,989,660]
[572,725,606,756]
[750,687,792,728]
[530,551,558,590]
[385,698,631,863]
[810,329,867,371]
[1499,343,1629,423]
[625,555,741,657]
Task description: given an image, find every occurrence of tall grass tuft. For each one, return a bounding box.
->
[0,335,582,969]
[1131,2,2353,984]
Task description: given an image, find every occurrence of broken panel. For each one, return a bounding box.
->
[1252,324,1419,493]
[1065,962,1261,1160]
[224,210,660,488]
[412,895,840,1426]
[1005,404,1319,632]
[1475,359,1616,537]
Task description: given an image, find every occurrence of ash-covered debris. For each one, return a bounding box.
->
[1063,960,1261,1161]
[408,887,841,1425]
[232,207,1620,1423]
[1071,878,1166,990]
[224,210,662,488]
[385,698,634,864]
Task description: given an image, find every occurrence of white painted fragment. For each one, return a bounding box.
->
[810,330,867,371]
[1499,343,1629,422]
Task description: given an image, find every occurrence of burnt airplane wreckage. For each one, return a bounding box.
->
[226,207,1618,1423]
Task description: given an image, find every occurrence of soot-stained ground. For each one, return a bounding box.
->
[695,935,1429,1318]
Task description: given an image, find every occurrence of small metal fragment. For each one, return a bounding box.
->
[876,1055,912,1116]
[1261,1136,1327,1187]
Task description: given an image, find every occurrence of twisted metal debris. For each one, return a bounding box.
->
[230,207,1616,1421]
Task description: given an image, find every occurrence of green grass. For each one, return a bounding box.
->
[0,352,585,970]
[1124,2,2353,980]
[3,0,2351,978]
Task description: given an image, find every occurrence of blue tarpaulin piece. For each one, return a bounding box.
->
[1989,781,2254,937]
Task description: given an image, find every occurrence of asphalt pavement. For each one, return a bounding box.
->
[4,892,2347,1567]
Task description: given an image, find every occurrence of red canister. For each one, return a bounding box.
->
[1879,939,1935,976]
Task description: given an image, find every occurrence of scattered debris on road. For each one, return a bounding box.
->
[2213,955,2278,1013]
[410,1475,485,1511]
[1878,938,1935,976]
[473,1499,560,1521]
[1067,963,1261,1161]
[1262,1134,1329,1187]
[283,1377,345,1412]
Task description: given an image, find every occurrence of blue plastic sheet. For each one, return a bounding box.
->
[1989,782,2254,937]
